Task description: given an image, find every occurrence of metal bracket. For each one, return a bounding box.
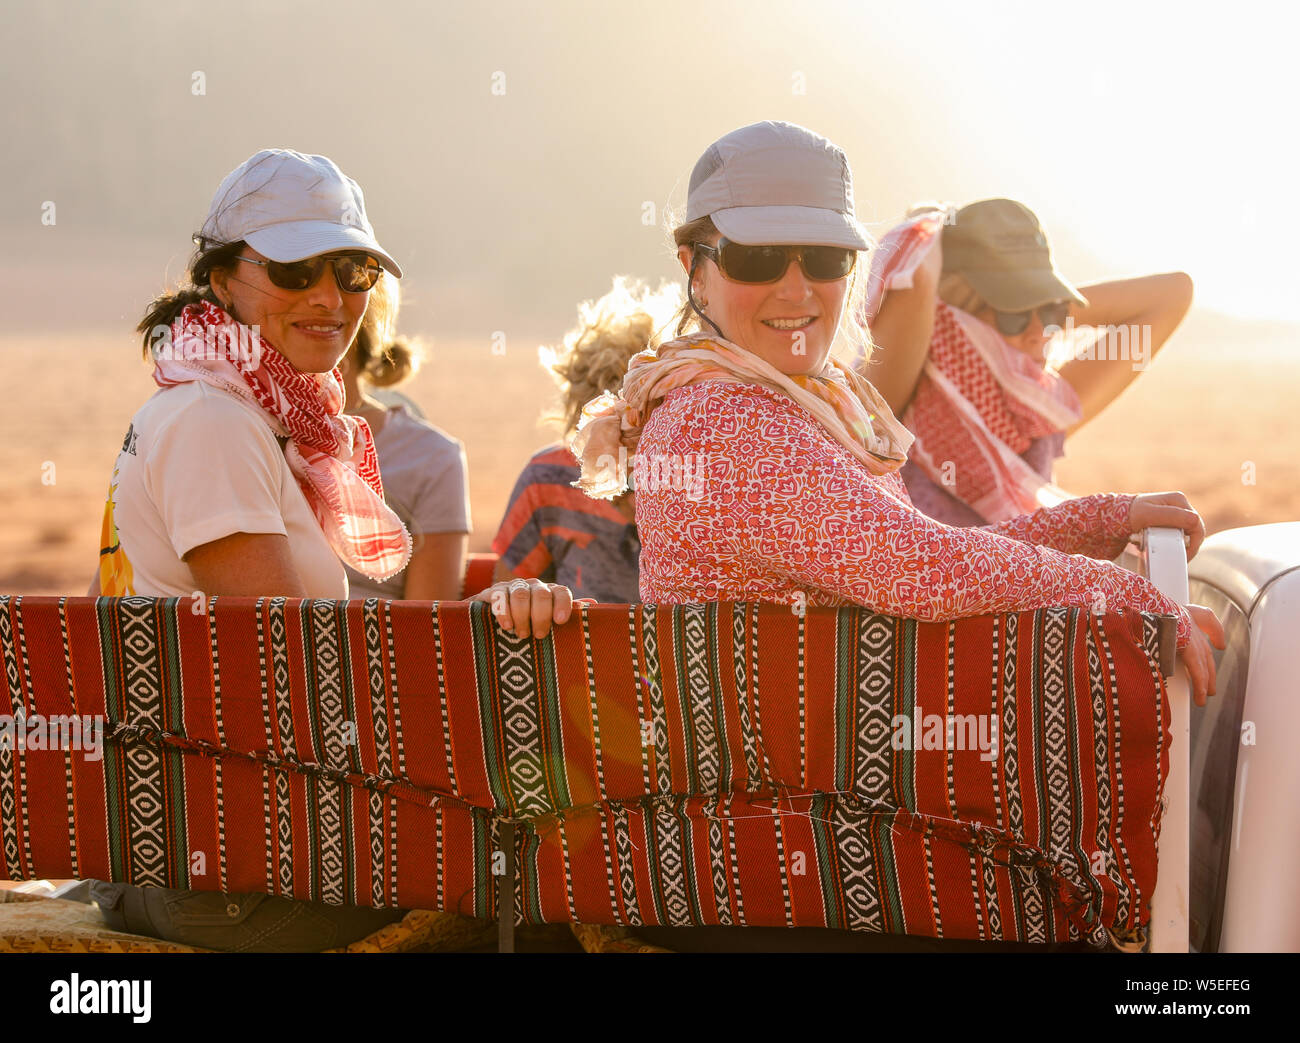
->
[1157,614,1177,678]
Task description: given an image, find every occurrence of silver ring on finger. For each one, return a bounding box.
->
[508,579,530,595]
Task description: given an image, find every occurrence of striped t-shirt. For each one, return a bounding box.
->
[492,444,640,603]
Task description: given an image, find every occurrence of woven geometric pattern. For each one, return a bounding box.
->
[0,595,1171,945]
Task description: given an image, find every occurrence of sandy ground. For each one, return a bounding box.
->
[0,308,1296,596]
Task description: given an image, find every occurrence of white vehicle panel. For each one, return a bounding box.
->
[1219,570,1300,952]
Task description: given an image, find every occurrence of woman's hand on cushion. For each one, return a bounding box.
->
[469,578,574,639]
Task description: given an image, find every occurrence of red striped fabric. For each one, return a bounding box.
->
[0,594,1172,944]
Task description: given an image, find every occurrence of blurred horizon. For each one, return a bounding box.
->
[4,0,1300,341]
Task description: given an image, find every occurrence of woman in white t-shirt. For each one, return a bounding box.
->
[90,148,572,951]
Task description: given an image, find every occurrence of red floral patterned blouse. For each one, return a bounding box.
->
[635,381,1192,648]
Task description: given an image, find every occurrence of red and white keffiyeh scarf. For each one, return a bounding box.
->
[153,300,411,581]
[861,212,1082,522]
[569,332,914,500]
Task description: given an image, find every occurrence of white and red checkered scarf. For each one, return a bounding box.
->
[860,212,1082,522]
[152,300,411,581]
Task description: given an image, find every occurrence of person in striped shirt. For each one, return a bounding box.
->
[492,278,680,603]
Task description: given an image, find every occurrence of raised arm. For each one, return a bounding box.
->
[1058,271,1194,431]
[861,232,944,415]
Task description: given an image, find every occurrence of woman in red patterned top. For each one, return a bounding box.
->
[571,121,1225,705]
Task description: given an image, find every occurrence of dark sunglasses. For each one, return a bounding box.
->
[232,252,382,293]
[992,300,1069,337]
[694,237,856,284]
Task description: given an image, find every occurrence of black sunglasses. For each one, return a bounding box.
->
[993,300,1069,337]
[694,237,856,285]
[232,252,382,293]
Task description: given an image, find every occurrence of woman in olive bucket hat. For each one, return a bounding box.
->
[862,198,1192,527]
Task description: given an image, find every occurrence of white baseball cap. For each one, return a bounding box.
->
[685,121,872,250]
[199,149,402,277]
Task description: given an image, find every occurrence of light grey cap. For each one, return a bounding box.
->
[199,149,402,277]
[685,121,872,250]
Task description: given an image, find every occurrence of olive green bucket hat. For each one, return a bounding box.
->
[941,198,1087,311]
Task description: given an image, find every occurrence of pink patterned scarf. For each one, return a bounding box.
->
[570,332,914,500]
[861,212,1082,522]
[152,300,411,581]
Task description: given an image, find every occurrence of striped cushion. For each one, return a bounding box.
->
[0,596,1171,944]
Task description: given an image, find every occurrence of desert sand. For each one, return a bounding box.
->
[1,306,1295,596]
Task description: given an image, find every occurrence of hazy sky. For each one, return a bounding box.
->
[3,0,1297,343]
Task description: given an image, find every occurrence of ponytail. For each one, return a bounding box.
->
[136,238,245,360]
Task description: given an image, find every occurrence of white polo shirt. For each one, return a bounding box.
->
[99,381,347,598]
